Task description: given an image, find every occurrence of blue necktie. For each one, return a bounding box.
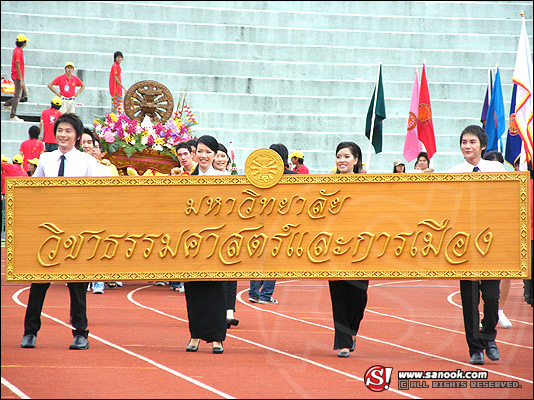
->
[58,155,66,176]
[472,166,480,172]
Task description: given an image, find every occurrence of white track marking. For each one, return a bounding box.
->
[127,286,419,399]
[12,287,235,399]
[1,377,31,399]
[236,288,533,384]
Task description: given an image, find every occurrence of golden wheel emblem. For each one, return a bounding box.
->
[124,80,174,124]
[244,149,285,188]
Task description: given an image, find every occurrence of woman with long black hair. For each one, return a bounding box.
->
[185,135,228,354]
[329,141,369,358]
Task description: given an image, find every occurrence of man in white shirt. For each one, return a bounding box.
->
[448,125,505,365]
[21,113,107,351]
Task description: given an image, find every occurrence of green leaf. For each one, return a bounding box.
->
[123,146,137,158]
[107,141,121,153]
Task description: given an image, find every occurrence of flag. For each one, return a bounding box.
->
[480,69,493,129]
[485,67,506,152]
[365,64,386,154]
[505,84,522,167]
[403,69,422,162]
[512,15,533,168]
[417,64,436,158]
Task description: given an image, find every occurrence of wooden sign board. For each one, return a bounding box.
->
[4,149,531,282]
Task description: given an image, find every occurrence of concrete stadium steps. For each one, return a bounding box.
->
[0,27,523,67]
[2,58,519,90]
[152,1,528,19]
[2,2,531,34]
[1,18,528,53]
[15,84,497,119]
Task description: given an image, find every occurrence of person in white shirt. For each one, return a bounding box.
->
[448,125,504,365]
[21,113,107,351]
[212,143,239,329]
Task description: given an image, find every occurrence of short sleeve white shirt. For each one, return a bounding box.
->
[34,148,110,177]
[448,159,506,173]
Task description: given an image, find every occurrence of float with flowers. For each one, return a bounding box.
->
[93,80,197,175]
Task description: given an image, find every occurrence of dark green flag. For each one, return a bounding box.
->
[365,65,386,154]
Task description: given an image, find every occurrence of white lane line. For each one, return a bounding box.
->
[236,288,533,384]
[1,377,31,399]
[447,290,533,326]
[11,287,235,400]
[127,286,419,399]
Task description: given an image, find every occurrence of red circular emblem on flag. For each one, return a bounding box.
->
[418,103,432,125]
[407,112,417,131]
[508,113,518,135]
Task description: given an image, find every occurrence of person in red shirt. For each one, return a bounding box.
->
[290,151,310,174]
[3,34,29,122]
[40,96,63,152]
[19,126,45,175]
[47,62,85,114]
[1,156,28,240]
[109,51,126,114]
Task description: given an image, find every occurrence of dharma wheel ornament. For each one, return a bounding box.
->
[124,80,174,124]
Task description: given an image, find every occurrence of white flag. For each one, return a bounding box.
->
[512,15,533,169]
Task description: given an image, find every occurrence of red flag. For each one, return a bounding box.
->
[417,64,437,159]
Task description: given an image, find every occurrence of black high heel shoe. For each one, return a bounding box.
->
[212,341,224,354]
[226,318,239,329]
[337,349,350,358]
[186,338,200,352]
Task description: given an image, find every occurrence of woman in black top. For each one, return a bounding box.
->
[329,141,369,358]
[185,135,227,354]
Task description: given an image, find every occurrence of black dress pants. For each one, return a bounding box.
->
[226,281,237,311]
[24,282,90,337]
[328,280,369,350]
[459,280,500,355]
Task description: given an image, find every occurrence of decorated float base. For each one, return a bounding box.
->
[104,148,177,175]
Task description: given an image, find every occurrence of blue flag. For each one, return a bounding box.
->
[485,68,506,152]
[504,84,522,168]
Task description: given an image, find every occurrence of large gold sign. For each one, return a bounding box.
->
[4,150,531,282]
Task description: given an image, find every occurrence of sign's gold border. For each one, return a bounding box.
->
[5,172,531,281]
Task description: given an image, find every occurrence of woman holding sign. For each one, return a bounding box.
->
[329,141,369,358]
[184,135,228,354]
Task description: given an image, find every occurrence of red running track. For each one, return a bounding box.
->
[1,246,532,399]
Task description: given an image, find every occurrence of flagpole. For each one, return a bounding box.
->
[493,62,502,152]
[487,65,491,98]
[365,60,382,171]
[422,60,435,168]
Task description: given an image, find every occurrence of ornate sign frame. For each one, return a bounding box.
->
[4,150,531,282]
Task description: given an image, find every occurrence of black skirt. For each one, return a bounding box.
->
[184,281,227,342]
[328,280,369,350]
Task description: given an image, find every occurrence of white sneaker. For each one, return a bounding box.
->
[10,116,24,122]
[116,281,123,287]
[92,282,104,294]
[155,281,166,286]
[259,297,278,304]
[498,310,512,328]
